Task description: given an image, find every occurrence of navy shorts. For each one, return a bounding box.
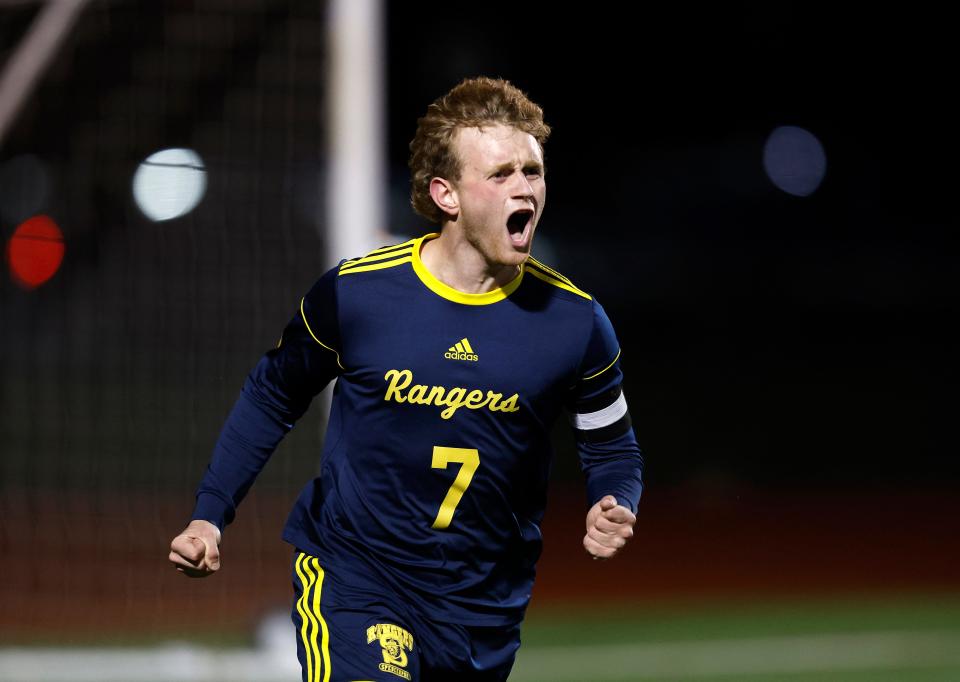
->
[291,550,521,682]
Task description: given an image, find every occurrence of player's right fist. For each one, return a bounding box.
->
[169,519,222,578]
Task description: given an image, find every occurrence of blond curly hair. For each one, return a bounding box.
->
[408,77,551,225]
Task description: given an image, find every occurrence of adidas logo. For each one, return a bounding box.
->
[444,337,478,362]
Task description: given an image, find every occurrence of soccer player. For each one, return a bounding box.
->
[169,76,643,682]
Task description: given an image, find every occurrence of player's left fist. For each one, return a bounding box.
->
[583,495,636,560]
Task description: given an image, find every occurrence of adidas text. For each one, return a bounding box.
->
[444,351,478,361]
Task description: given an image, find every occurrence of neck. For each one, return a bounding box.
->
[420,229,519,294]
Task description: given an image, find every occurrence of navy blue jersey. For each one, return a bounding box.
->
[193,233,644,625]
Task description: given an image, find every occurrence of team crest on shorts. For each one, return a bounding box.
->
[366,623,414,680]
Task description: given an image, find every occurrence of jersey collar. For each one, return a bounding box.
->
[411,233,525,306]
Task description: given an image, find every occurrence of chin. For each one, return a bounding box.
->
[501,248,530,267]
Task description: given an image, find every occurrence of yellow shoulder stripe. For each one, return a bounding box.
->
[525,264,592,300]
[339,256,413,276]
[528,256,574,286]
[583,348,621,381]
[340,246,414,272]
[300,298,345,370]
[340,238,417,268]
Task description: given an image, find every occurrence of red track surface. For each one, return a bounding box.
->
[1,484,957,641]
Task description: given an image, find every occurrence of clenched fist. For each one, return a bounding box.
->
[583,495,636,560]
[169,519,222,577]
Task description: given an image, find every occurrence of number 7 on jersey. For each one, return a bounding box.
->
[431,446,480,529]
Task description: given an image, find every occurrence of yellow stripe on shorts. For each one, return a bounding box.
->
[295,553,332,682]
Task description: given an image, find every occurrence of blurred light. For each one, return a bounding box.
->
[0,154,50,225]
[132,148,207,221]
[255,610,301,673]
[6,214,64,289]
[763,126,827,197]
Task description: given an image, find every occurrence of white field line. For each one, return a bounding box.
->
[510,630,960,680]
[1,631,959,681]
[0,644,301,682]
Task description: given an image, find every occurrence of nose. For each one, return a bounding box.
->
[510,171,535,200]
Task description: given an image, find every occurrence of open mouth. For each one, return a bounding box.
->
[506,209,533,244]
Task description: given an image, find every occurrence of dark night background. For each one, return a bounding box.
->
[386,4,956,487]
[0,0,956,645]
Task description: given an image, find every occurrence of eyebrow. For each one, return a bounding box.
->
[489,160,545,175]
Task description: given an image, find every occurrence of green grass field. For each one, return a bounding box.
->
[510,595,960,681]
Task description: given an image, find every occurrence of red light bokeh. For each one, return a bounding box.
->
[6,215,65,289]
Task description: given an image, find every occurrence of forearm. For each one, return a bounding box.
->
[189,265,342,533]
[192,359,311,531]
[192,391,287,531]
[579,430,644,513]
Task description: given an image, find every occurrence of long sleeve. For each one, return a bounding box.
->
[567,299,644,513]
[191,265,344,531]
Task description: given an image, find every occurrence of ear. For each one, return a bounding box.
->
[429,177,459,218]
